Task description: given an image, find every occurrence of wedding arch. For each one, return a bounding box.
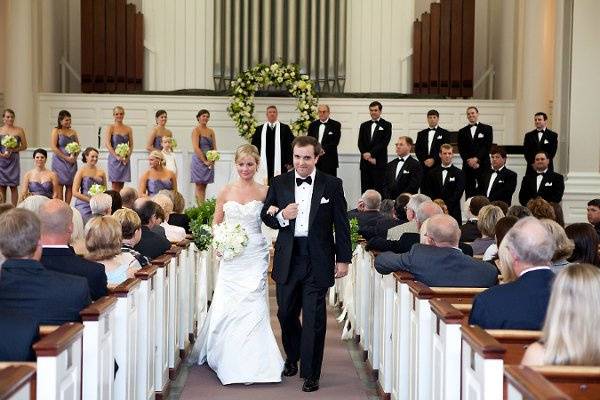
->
[227,62,319,141]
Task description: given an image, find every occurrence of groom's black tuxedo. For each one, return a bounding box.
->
[262,169,352,380]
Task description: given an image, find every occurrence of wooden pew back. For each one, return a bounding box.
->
[0,365,36,400]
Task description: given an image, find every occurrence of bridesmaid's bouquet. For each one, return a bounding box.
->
[65,142,81,155]
[212,221,248,260]
[88,184,106,196]
[115,143,130,158]
[206,150,220,162]
[1,135,18,150]
[170,138,178,150]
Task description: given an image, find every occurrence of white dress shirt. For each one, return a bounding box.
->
[441,163,451,185]
[536,169,548,192]
[537,129,545,142]
[276,170,316,237]
[486,166,504,197]
[427,126,438,154]
[318,119,328,143]
[395,156,406,178]
[470,124,477,138]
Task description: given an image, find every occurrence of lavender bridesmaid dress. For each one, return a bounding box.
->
[51,134,78,185]
[108,133,131,183]
[147,178,173,196]
[190,136,214,184]
[152,136,162,150]
[28,181,54,198]
[0,134,21,187]
[74,176,104,223]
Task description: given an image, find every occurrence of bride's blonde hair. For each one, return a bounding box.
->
[234,144,260,165]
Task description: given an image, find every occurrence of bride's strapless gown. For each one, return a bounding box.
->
[196,200,284,384]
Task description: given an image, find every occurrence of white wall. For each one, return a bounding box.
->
[0,0,5,93]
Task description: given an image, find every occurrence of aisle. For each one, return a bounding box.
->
[177,290,376,400]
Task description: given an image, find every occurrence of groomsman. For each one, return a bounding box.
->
[358,101,392,194]
[415,109,451,175]
[383,136,422,199]
[421,144,466,224]
[478,146,518,205]
[307,104,341,176]
[251,105,294,185]
[523,112,558,175]
[519,151,565,206]
[457,106,493,198]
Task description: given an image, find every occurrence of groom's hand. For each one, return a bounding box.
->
[334,262,349,278]
[282,203,299,220]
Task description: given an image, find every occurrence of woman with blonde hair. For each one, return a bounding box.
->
[152,193,186,242]
[104,106,133,191]
[522,263,600,366]
[540,219,574,273]
[138,150,177,197]
[471,205,505,255]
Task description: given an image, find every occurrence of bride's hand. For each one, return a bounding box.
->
[266,205,279,216]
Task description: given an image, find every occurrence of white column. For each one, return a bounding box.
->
[39,0,61,92]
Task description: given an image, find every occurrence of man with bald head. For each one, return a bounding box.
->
[347,189,383,229]
[307,104,341,176]
[374,214,498,287]
[39,199,107,301]
[469,217,555,329]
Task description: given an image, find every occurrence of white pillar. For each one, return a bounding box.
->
[39,0,60,92]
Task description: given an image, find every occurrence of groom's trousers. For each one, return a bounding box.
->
[276,237,328,379]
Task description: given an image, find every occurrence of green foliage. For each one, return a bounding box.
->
[186,198,217,251]
[349,218,360,251]
[189,221,212,251]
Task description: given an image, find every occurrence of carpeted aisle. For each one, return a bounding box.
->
[178,288,373,400]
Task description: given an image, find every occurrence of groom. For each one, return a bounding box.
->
[261,135,352,392]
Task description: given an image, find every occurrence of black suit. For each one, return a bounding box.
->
[0,310,39,361]
[134,225,171,260]
[0,259,90,326]
[460,220,481,242]
[469,268,554,329]
[41,246,108,301]
[518,170,565,206]
[478,166,518,205]
[383,156,423,199]
[415,127,451,175]
[374,244,498,287]
[523,129,558,175]
[359,216,403,240]
[307,119,341,176]
[457,123,493,197]
[421,165,465,223]
[262,170,352,380]
[251,122,294,184]
[347,209,382,230]
[358,118,392,193]
[368,232,474,256]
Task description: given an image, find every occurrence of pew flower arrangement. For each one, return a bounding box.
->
[1,135,18,150]
[206,150,220,162]
[349,218,360,251]
[64,142,81,155]
[87,184,106,197]
[114,143,130,158]
[189,222,212,251]
[187,198,217,251]
[212,222,249,260]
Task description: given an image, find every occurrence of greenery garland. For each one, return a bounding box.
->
[227,62,319,141]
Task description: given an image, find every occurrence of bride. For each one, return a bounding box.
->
[195,144,284,384]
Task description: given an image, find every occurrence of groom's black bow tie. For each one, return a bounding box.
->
[296,176,313,186]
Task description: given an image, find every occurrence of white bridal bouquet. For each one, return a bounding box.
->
[87,184,106,196]
[206,150,220,162]
[212,221,249,260]
[115,143,130,158]
[65,142,81,155]
[1,135,18,149]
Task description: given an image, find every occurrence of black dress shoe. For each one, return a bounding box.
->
[282,361,298,377]
[302,377,319,392]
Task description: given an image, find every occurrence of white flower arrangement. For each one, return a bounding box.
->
[64,142,81,155]
[1,135,18,149]
[212,221,249,260]
[206,150,220,162]
[227,62,319,141]
[87,184,106,196]
[114,143,130,158]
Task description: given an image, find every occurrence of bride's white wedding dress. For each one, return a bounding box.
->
[196,200,284,384]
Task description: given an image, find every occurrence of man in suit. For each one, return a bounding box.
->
[251,105,294,184]
[261,136,352,392]
[523,112,558,175]
[383,136,423,199]
[457,106,493,198]
[347,189,382,229]
[478,145,518,205]
[421,144,466,224]
[386,193,431,240]
[587,199,600,238]
[359,194,408,240]
[415,109,451,176]
[358,101,392,194]
[0,208,90,326]
[469,217,555,329]
[460,196,490,242]
[307,104,341,176]
[374,214,497,287]
[39,199,108,301]
[0,311,39,361]
[133,199,171,260]
[518,151,565,206]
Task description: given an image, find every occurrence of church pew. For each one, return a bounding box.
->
[79,296,117,400]
[150,255,171,399]
[355,246,373,354]
[390,271,414,400]
[178,240,197,344]
[366,258,381,378]
[376,273,396,399]
[174,241,192,358]
[504,365,570,400]
[164,252,181,379]
[0,364,36,400]
[134,266,158,400]
[530,365,600,399]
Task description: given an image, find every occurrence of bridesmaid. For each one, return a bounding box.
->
[139,150,177,197]
[104,106,133,191]
[50,110,80,204]
[145,109,173,152]
[0,109,28,205]
[21,149,59,199]
[72,147,107,223]
[190,109,217,204]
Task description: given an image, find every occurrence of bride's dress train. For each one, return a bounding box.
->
[194,200,284,384]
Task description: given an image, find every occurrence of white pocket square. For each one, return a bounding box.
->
[402,170,410,174]
[328,131,333,135]
[378,126,384,130]
[320,197,330,204]
[449,177,456,182]
[437,135,442,139]
[498,180,504,183]
[545,182,552,187]
[477,133,484,138]
[544,139,549,144]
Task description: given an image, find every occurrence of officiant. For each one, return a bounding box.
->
[251,105,294,185]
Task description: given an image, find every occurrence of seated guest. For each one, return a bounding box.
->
[17,194,50,214]
[493,216,520,282]
[394,193,411,222]
[460,196,490,242]
[70,206,87,255]
[153,193,187,242]
[0,203,15,265]
[527,197,555,220]
[39,199,108,301]
[161,189,191,234]
[383,136,423,199]
[469,217,555,329]
[120,186,138,209]
[379,199,395,219]
[471,205,505,256]
[0,208,90,325]
[347,189,382,229]
[540,219,574,274]
[374,214,497,287]
[113,208,150,267]
[506,204,532,219]
[105,190,122,214]
[433,198,449,215]
[90,192,112,217]
[0,311,39,361]
[387,193,431,240]
[482,215,518,265]
[490,200,509,216]
[85,216,141,285]
[359,194,407,240]
[587,199,600,238]
[522,263,600,366]
[549,202,564,227]
[133,200,172,260]
[518,151,565,206]
[565,223,600,266]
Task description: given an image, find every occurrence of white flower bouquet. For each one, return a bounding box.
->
[87,184,106,196]
[115,143,130,158]
[212,221,249,260]
[206,150,220,162]
[1,135,18,149]
[65,142,81,155]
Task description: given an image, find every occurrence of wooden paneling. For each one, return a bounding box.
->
[429,3,441,95]
[413,20,422,94]
[449,0,463,98]
[81,0,94,92]
[105,0,117,92]
[126,5,136,91]
[439,0,451,97]
[135,12,144,91]
[420,13,431,95]
[461,0,475,97]
[116,0,127,92]
[93,0,106,92]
